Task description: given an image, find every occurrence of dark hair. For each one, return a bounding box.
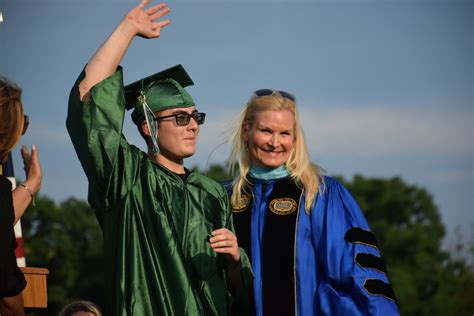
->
[0,76,24,161]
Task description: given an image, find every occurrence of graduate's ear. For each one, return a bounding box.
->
[141,120,151,136]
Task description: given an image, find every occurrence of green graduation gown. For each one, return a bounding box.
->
[66,68,252,315]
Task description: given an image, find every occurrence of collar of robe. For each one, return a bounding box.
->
[249,165,290,180]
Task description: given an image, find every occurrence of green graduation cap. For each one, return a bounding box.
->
[125,64,195,125]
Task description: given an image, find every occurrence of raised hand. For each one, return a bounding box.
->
[209,228,241,264]
[125,0,171,38]
[80,1,172,99]
[12,145,42,223]
[21,144,42,195]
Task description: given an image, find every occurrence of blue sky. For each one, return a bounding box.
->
[1,0,472,251]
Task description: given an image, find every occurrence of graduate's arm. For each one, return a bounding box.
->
[66,0,170,210]
[209,228,242,292]
[211,228,253,315]
[208,188,253,314]
[79,0,170,100]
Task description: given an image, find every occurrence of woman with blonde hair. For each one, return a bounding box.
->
[226,89,399,315]
[0,77,42,316]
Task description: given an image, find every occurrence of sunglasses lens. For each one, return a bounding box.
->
[278,90,296,102]
[22,115,29,135]
[194,113,206,125]
[254,89,274,97]
[176,113,191,126]
[253,89,295,102]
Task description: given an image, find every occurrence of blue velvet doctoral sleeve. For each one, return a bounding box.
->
[311,176,399,315]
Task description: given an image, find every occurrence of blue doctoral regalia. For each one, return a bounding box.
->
[226,175,400,316]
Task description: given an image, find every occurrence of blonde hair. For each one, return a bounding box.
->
[228,92,324,213]
[0,77,25,161]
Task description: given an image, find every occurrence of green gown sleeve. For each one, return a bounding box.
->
[66,67,139,218]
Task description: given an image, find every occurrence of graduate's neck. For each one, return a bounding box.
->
[151,151,185,174]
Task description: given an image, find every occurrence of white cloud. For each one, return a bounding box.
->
[186,104,473,169]
[299,105,473,157]
[194,104,472,159]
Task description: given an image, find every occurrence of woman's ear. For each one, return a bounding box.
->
[242,123,249,142]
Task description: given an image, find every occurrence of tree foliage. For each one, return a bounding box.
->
[193,163,234,182]
[21,197,104,315]
[19,169,473,315]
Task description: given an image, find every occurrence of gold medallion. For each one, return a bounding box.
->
[232,195,251,213]
[269,198,297,215]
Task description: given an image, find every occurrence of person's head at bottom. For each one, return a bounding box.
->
[126,65,206,173]
[58,300,102,316]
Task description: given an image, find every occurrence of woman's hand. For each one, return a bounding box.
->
[209,228,241,264]
[12,145,42,224]
[124,0,171,38]
[21,144,41,195]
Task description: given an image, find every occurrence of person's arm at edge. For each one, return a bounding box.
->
[0,295,25,316]
[12,145,41,225]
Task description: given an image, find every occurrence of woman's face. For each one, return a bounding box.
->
[243,109,295,169]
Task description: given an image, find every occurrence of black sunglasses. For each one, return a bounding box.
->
[154,111,206,126]
[22,115,29,135]
[253,89,296,102]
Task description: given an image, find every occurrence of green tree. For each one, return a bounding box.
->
[21,196,104,315]
[193,163,234,182]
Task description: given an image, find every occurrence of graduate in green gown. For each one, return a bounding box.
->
[66,1,252,314]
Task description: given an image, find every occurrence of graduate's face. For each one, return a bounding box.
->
[243,109,295,169]
[154,106,200,162]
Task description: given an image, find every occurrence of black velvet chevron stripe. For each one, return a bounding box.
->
[344,227,380,250]
[364,279,396,301]
[356,253,387,274]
